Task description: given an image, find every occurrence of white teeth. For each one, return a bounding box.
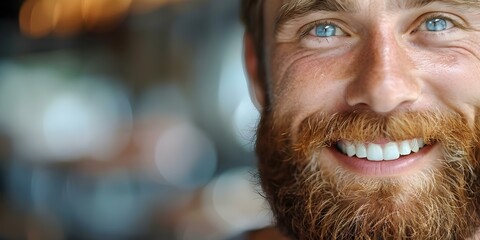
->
[398,140,411,155]
[346,141,356,157]
[367,143,383,161]
[418,139,425,148]
[410,139,420,153]
[355,143,367,158]
[337,138,426,161]
[383,142,400,161]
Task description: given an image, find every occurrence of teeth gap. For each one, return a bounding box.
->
[336,139,427,161]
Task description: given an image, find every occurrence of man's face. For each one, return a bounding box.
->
[247,0,480,239]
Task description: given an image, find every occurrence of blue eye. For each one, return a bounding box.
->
[425,18,448,31]
[314,24,338,37]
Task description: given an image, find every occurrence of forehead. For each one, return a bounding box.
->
[270,0,479,8]
[265,0,479,16]
[264,0,479,33]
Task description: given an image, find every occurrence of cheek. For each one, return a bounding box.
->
[420,49,480,109]
[269,45,357,119]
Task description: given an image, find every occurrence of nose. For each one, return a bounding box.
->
[345,31,420,113]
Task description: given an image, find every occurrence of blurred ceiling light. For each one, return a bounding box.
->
[19,0,185,38]
[51,0,86,36]
[82,0,132,29]
[19,0,54,38]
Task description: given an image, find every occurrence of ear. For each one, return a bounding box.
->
[244,32,266,110]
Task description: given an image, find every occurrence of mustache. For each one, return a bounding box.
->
[256,109,480,239]
[292,110,475,152]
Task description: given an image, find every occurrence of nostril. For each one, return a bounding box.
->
[345,76,420,113]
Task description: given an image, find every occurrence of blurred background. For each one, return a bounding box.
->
[0,0,272,239]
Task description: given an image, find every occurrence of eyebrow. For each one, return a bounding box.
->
[275,0,358,33]
[275,0,480,33]
[392,0,479,9]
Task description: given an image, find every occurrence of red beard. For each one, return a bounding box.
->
[256,109,480,239]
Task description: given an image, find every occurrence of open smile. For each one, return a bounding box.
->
[337,139,426,161]
[330,139,437,176]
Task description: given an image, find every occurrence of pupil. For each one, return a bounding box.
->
[427,18,447,31]
[316,25,336,37]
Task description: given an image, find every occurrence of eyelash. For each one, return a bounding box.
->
[299,20,344,38]
[413,13,465,33]
[298,13,467,39]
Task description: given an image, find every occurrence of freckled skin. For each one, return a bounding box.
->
[260,1,480,132]
[246,0,480,239]
[245,0,480,238]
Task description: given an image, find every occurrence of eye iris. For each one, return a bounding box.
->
[426,18,447,31]
[315,24,336,37]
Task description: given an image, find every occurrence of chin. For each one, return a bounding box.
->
[255,109,480,239]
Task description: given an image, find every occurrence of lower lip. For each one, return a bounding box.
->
[328,144,437,177]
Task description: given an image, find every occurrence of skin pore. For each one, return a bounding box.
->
[245,0,480,239]
[262,0,480,123]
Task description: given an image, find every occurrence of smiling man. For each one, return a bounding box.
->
[241,0,480,239]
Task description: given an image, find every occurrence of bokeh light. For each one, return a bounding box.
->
[51,0,84,36]
[180,167,272,240]
[19,0,54,38]
[82,0,132,29]
[42,78,133,161]
[2,0,269,239]
[0,62,132,162]
[0,63,69,160]
[19,0,187,37]
[155,123,217,189]
[43,94,99,160]
[210,168,271,232]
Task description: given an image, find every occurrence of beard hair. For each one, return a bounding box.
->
[256,109,480,239]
